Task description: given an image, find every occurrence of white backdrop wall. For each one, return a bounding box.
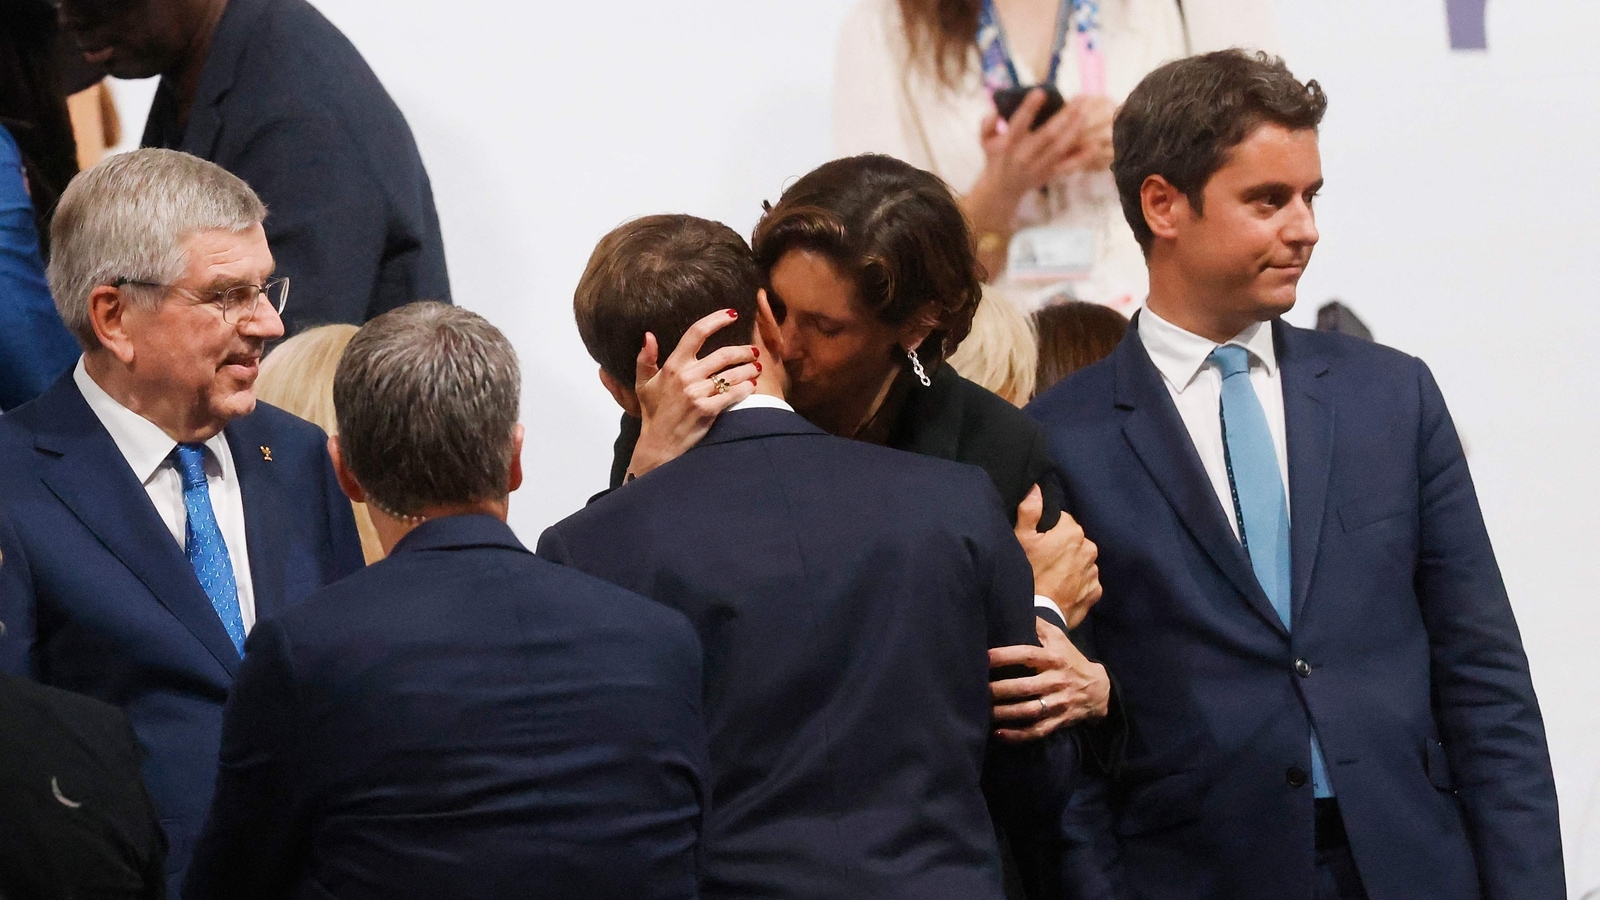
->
[107,0,1600,890]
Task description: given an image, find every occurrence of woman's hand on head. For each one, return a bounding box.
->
[626,309,761,480]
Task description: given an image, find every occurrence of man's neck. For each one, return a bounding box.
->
[370,500,508,556]
[1145,266,1256,345]
[83,352,222,444]
[169,0,230,131]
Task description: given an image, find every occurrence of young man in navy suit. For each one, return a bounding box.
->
[1028,51,1563,899]
[0,149,365,894]
[184,303,708,900]
[539,215,1090,900]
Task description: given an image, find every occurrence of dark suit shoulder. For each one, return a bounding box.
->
[282,540,701,658]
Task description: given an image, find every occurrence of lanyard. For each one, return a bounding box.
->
[977,0,1105,96]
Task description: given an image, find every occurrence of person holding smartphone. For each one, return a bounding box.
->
[833,0,1279,315]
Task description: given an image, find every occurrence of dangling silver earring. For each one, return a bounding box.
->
[905,346,931,387]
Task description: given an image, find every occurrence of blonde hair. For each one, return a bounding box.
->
[947,287,1037,405]
[255,325,383,564]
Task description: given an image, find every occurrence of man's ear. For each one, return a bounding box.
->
[507,424,525,493]
[598,367,641,417]
[327,435,367,504]
[754,289,785,358]
[1140,174,1189,245]
[88,284,136,363]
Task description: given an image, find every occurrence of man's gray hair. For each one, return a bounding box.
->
[48,148,267,349]
[334,302,522,517]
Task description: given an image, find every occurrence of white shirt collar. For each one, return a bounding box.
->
[725,392,795,414]
[73,357,232,483]
[1138,305,1279,393]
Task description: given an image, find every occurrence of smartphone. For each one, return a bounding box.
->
[993,85,1066,131]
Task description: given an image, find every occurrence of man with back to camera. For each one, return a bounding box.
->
[0,148,365,895]
[538,214,1097,900]
[56,0,450,333]
[1027,50,1563,899]
[184,303,709,900]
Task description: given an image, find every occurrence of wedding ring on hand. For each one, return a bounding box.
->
[711,376,732,395]
[1037,697,1050,717]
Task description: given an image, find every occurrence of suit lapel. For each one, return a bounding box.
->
[1114,325,1289,637]
[1276,323,1335,623]
[35,382,241,675]
[226,423,286,623]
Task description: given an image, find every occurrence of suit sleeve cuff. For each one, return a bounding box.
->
[1034,595,1067,632]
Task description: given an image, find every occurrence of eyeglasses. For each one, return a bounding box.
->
[112,276,290,324]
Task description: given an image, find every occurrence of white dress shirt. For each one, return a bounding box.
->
[724,392,795,414]
[74,358,258,632]
[1136,307,1290,539]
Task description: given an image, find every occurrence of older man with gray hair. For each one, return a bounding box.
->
[183,303,709,900]
[0,148,365,895]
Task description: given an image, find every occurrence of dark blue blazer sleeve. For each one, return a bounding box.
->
[0,126,80,410]
[184,617,311,900]
[1411,360,1564,897]
[225,108,446,331]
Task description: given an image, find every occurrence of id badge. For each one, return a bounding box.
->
[1007,225,1096,283]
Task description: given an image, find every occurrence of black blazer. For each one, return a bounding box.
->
[142,0,450,332]
[610,366,1062,528]
[184,515,709,900]
[0,671,166,900]
[544,407,1080,900]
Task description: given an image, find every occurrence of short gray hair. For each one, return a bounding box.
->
[48,148,267,349]
[334,302,522,518]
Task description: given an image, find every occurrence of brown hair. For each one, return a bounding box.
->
[1032,300,1127,396]
[896,0,982,89]
[751,154,982,367]
[574,214,760,385]
[334,303,521,519]
[1112,50,1328,251]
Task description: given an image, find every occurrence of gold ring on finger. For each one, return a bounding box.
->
[711,376,731,395]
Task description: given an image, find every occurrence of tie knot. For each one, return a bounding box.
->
[1209,344,1252,379]
[172,443,209,489]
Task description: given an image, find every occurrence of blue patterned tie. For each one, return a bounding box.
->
[1211,346,1332,798]
[173,444,246,655]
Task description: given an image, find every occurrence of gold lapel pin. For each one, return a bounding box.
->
[260,445,273,462]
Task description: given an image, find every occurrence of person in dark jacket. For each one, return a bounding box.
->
[545,214,1087,899]
[0,509,167,900]
[57,0,451,333]
[185,303,707,900]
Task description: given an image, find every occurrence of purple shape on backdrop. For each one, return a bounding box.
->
[1446,0,1488,50]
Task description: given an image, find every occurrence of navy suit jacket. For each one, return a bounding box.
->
[0,123,78,410]
[184,514,708,900]
[0,372,365,894]
[143,0,450,333]
[539,407,1080,900]
[1026,320,1563,900]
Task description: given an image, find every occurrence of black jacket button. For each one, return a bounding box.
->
[1295,659,1312,678]
[1287,766,1308,787]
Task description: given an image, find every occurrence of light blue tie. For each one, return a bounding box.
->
[1211,346,1332,798]
[173,444,246,655]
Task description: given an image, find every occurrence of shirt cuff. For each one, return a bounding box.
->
[1034,595,1066,624]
